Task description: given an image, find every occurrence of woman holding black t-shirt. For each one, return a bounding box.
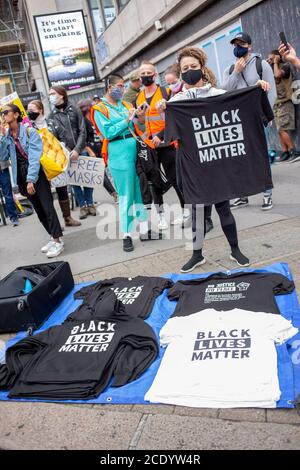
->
[157,47,271,273]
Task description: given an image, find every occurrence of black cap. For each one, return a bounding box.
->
[230,32,252,45]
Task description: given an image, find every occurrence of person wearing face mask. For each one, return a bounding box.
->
[62,98,97,219]
[0,104,64,257]
[157,47,270,273]
[47,86,87,226]
[91,74,161,252]
[164,64,184,97]
[223,32,276,210]
[164,63,213,233]
[27,99,80,228]
[135,61,186,231]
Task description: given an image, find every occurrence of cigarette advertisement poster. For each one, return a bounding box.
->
[34,10,96,91]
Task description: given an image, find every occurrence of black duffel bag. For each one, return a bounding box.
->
[0,261,74,333]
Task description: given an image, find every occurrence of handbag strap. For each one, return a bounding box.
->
[127,124,148,148]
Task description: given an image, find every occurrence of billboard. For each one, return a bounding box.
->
[34,10,96,91]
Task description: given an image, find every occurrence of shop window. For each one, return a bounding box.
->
[101,0,116,27]
[198,22,242,85]
[88,0,105,37]
[117,0,130,12]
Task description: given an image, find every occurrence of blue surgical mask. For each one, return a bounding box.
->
[233,45,249,58]
[49,95,57,105]
[110,87,123,100]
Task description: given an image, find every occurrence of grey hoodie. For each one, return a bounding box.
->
[169,83,226,102]
[222,53,277,108]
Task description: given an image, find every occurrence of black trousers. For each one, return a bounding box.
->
[153,146,185,211]
[18,170,63,239]
[192,200,238,251]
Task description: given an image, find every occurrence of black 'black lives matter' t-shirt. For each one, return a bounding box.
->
[164,86,274,205]
[71,276,173,320]
[168,271,295,318]
[0,309,158,400]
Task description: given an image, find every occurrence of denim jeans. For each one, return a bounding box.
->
[0,168,18,221]
[73,185,94,207]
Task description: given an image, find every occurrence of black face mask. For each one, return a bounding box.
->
[181,69,203,86]
[27,111,40,121]
[141,75,155,86]
[233,45,249,58]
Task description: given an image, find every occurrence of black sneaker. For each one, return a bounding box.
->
[181,254,206,273]
[261,196,273,211]
[230,198,249,209]
[288,149,300,163]
[140,229,163,241]
[230,248,250,267]
[123,236,134,252]
[205,218,214,234]
[276,151,290,163]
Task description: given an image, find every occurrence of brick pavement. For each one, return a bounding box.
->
[1,218,300,449]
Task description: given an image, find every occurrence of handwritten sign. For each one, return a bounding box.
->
[52,156,103,188]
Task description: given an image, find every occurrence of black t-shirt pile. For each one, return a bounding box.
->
[0,291,158,400]
[168,271,295,318]
[68,275,173,322]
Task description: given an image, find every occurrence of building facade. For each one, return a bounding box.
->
[1,0,299,147]
[94,0,300,148]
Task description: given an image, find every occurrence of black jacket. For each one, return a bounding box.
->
[47,102,86,153]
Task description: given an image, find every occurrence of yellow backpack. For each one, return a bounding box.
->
[26,126,69,180]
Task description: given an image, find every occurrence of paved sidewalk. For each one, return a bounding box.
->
[1,217,300,450]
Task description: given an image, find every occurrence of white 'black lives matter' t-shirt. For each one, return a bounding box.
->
[145,309,298,408]
[164,86,274,205]
[168,271,295,318]
[70,276,173,321]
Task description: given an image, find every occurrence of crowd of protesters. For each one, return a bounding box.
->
[0,35,299,271]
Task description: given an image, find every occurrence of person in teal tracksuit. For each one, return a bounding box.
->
[94,74,161,252]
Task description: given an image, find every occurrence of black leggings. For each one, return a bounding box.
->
[192,200,238,251]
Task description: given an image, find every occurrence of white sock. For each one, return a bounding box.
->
[139,221,149,235]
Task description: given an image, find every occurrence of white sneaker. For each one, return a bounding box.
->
[41,239,54,253]
[46,241,64,258]
[171,212,190,225]
[41,238,64,253]
[157,214,169,230]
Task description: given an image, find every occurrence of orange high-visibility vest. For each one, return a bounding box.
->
[136,86,172,149]
[89,101,132,166]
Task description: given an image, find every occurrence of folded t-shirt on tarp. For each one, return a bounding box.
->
[71,275,173,320]
[145,308,298,408]
[168,271,295,318]
[0,291,158,400]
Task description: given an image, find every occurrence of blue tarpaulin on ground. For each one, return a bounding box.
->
[0,262,299,407]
